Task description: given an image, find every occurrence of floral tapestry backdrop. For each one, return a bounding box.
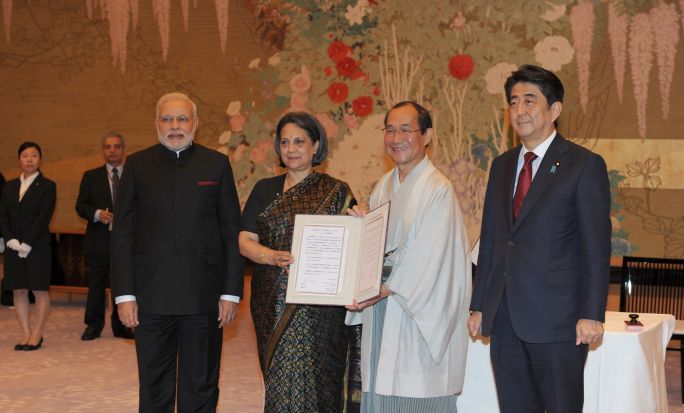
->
[1,0,683,258]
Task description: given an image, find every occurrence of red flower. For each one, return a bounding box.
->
[448,54,474,80]
[336,57,358,78]
[352,96,373,117]
[350,70,366,80]
[372,85,380,96]
[328,40,351,62]
[327,82,349,104]
[324,66,333,76]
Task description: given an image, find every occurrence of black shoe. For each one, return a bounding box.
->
[14,343,27,351]
[81,326,101,341]
[24,337,43,351]
[112,327,135,340]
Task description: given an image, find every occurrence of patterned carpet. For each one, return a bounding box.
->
[0,282,682,412]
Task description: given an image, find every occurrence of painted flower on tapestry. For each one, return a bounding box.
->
[337,57,358,78]
[372,85,380,96]
[268,53,281,66]
[343,114,360,130]
[484,62,518,95]
[611,216,622,231]
[231,143,248,162]
[250,140,274,165]
[449,11,471,36]
[327,82,349,103]
[325,66,333,76]
[541,2,566,22]
[315,113,340,139]
[226,101,241,117]
[534,36,574,71]
[328,40,351,62]
[345,0,371,26]
[289,65,311,93]
[230,113,246,132]
[248,58,260,69]
[290,93,309,111]
[218,131,231,144]
[450,12,467,30]
[448,54,474,80]
[352,96,373,117]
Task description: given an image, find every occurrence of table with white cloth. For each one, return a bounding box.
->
[456,311,675,413]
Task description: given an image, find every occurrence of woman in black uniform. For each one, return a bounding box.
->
[0,142,56,351]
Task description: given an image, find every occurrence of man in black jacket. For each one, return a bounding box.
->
[76,132,133,340]
[111,92,244,412]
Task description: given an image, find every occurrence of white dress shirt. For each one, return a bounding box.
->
[513,130,557,195]
[19,171,40,201]
[94,163,124,222]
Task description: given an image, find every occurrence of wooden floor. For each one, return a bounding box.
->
[0,278,683,411]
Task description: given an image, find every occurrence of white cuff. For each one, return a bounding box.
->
[0,238,4,254]
[6,239,20,251]
[220,294,240,304]
[94,209,103,223]
[115,295,136,304]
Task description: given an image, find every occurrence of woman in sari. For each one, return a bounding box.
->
[239,112,357,412]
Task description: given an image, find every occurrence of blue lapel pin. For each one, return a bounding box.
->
[550,162,559,174]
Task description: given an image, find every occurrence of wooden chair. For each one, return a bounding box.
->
[619,256,684,403]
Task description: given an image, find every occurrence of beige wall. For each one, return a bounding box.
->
[1,1,683,257]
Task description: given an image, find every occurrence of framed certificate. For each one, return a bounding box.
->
[285,202,390,306]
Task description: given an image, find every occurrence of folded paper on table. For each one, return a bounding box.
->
[286,202,389,306]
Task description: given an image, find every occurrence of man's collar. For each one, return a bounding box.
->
[106,163,124,171]
[521,130,556,160]
[158,142,195,159]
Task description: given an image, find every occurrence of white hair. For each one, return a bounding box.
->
[155,92,197,119]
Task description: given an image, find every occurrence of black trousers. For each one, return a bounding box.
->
[135,312,223,413]
[490,295,588,413]
[84,254,124,333]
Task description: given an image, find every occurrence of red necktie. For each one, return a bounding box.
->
[512,152,538,221]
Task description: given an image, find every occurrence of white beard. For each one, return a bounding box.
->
[157,130,194,152]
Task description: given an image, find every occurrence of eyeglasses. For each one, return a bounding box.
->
[382,126,422,138]
[158,114,194,124]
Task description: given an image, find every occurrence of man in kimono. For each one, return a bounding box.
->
[347,101,472,412]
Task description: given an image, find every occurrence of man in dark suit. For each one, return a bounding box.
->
[468,65,611,413]
[0,171,5,253]
[111,92,244,412]
[0,171,8,305]
[76,132,133,340]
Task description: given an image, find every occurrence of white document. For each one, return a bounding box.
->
[286,202,390,306]
[295,225,349,294]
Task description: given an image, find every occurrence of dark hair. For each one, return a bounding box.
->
[18,141,42,158]
[384,101,432,133]
[274,112,329,167]
[504,64,564,107]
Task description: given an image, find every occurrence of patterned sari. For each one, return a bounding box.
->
[250,172,359,413]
